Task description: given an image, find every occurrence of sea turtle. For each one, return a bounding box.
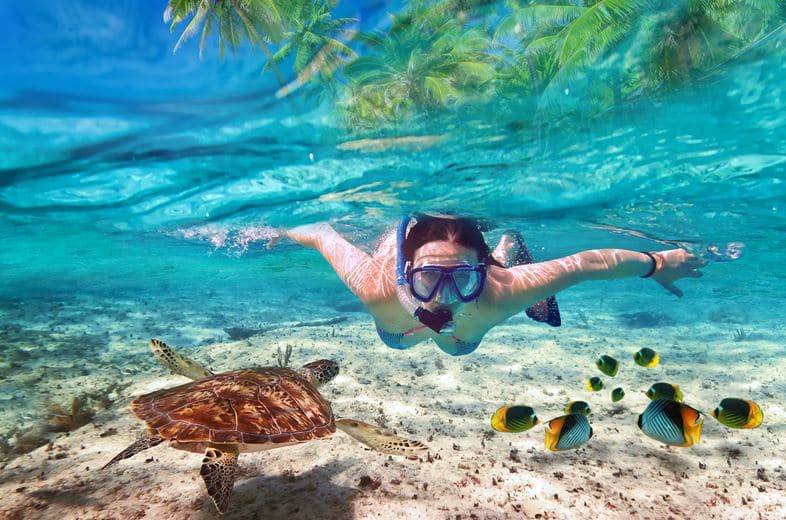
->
[103,339,428,514]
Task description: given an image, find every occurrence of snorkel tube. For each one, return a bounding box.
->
[396,215,456,335]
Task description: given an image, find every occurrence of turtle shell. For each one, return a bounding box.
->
[132,368,335,445]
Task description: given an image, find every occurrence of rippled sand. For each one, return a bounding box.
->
[1,293,784,519]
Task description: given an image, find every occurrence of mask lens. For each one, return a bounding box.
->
[451,269,481,298]
[411,269,443,300]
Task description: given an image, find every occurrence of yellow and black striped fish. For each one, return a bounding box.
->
[564,401,591,416]
[491,405,540,433]
[634,347,659,368]
[544,413,593,451]
[595,355,619,377]
[645,382,683,402]
[637,398,703,447]
[711,398,763,429]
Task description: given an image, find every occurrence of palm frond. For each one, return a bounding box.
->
[166,0,201,26]
[199,13,214,59]
[511,5,587,33]
[172,1,209,54]
[424,75,462,104]
[524,34,559,58]
[454,61,497,81]
[539,20,632,114]
[738,0,783,17]
[556,0,660,66]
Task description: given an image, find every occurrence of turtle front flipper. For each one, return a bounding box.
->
[149,339,213,380]
[200,445,239,514]
[102,433,164,469]
[336,418,428,459]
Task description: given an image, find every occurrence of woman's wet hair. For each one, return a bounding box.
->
[403,214,504,267]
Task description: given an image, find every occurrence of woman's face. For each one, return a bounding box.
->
[411,240,480,313]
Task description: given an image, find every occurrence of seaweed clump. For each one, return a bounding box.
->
[733,328,752,342]
[277,344,293,368]
[47,397,94,432]
[0,428,50,462]
[618,311,675,329]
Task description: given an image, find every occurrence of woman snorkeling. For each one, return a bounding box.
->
[278,214,704,356]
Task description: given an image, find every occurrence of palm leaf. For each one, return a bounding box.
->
[352,30,385,48]
[294,42,316,72]
[199,12,214,59]
[539,21,632,113]
[424,76,461,104]
[227,0,263,45]
[217,6,240,56]
[269,41,295,64]
[172,0,209,54]
[524,34,559,58]
[166,0,201,26]
[557,0,661,66]
[737,0,782,17]
[454,61,497,81]
[511,5,587,33]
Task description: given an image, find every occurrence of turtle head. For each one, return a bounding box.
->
[298,359,339,387]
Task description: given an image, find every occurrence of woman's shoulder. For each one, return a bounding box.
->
[372,226,398,259]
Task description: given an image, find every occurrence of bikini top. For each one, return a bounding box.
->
[374,292,560,356]
[375,325,481,356]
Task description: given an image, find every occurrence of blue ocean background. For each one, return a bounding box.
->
[1,0,785,480]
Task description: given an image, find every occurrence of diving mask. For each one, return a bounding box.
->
[407,264,487,304]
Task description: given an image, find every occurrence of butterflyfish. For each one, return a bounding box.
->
[490,405,540,433]
[634,347,659,368]
[711,398,763,429]
[586,376,604,392]
[645,382,683,402]
[637,398,703,447]
[564,401,591,416]
[596,355,619,377]
[544,413,593,451]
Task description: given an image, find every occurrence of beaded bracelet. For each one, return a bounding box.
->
[640,251,660,278]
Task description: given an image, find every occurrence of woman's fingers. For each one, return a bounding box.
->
[680,253,705,278]
[265,229,285,249]
[688,256,707,268]
[266,235,281,249]
[661,281,683,298]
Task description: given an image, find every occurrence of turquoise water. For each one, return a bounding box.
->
[3,42,784,323]
[1,2,786,517]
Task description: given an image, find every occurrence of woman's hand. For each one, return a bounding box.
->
[651,249,706,297]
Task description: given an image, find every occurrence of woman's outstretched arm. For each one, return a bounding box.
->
[283,223,392,304]
[486,248,704,321]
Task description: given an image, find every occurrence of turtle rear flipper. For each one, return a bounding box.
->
[200,445,239,514]
[102,433,164,469]
[149,339,213,380]
[336,418,428,459]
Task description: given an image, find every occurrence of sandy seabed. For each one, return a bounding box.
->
[1,292,785,520]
